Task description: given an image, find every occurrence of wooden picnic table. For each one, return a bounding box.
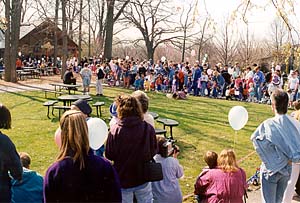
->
[149,111,159,119]
[57,94,92,106]
[50,83,81,95]
[157,118,179,139]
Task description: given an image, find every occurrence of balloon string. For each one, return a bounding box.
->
[234,130,237,149]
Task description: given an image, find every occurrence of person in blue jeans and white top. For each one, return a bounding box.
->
[251,89,300,203]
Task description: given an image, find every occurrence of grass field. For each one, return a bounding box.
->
[0,87,273,197]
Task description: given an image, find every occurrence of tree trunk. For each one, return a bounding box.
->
[78,0,83,62]
[53,0,59,71]
[61,0,68,79]
[4,0,21,82]
[88,0,91,57]
[4,0,12,82]
[104,0,115,60]
[146,41,154,61]
[181,30,186,62]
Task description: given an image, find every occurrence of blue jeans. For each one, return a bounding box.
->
[200,82,207,96]
[254,85,262,101]
[121,182,152,203]
[261,168,291,203]
[193,83,199,96]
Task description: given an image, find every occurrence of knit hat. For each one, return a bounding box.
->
[109,102,118,117]
[72,99,92,115]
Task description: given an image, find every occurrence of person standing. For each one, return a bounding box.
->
[0,104,23,202]
[96,63,105,96]
[251,89,300,203]
[152,136,183,203]
[106,95,157,203]
[44,110,121,202]
[253,65,265,102]
[80,63,92,95]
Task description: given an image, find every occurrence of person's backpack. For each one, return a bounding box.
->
[97,68,104,79]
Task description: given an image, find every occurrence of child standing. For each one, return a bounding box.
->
[144,78,151,92]
[156,74,163,91]
[248,82,255,102]
[200,72,208,96]
[172,75,177,93]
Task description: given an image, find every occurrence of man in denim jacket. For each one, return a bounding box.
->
[251,89,300,203]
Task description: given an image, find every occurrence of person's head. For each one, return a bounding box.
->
[0,104,11,129]
[115,94,143,120]
[271,89,288,115]
[19,152,31,169]
[294,100,300,110]
[58,110,90,169]
[204,151,218,169]
[71,99,92,117]
[156,135,173,158]
[217,149,238,172]
[132,90,149,114]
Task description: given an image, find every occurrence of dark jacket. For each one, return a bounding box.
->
[43,151,121,203]
[0,132,22,202]
[106,116,157,188]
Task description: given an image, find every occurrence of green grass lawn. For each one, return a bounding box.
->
[0,87,273,196]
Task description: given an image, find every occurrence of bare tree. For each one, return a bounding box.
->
[122,0,180,61]
[269,17,288,64]
[61,0,68,76]
[104,0,130,60]
[214,17,238,65]
[236,23,261,66]
[78,0,83,60]
[3,0,22,82]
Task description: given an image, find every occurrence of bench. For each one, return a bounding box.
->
[44,89,66,98]
[53,106,71,119]
[157,118,179,139]
[92,102,105,117]
[43,100,58,118]
[155,128,167,137]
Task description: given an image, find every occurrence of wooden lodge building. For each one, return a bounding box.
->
[0,20,78,59]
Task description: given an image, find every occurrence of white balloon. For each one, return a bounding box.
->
[161,56,166,62]
[228,106,248,131]
[87,117,108,150]
[125,56,130,60]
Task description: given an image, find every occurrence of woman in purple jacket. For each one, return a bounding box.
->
[194,149,247,203]
[106,95,157,203]
[44,110,121,202]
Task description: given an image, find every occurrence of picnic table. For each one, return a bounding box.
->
[149,111,159,119]
[157,118,179,139]
[50,83,81,95]
[57,95,92,106]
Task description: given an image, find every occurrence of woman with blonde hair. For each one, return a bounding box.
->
[106,94,157,203]
[194,149,247,203]
[44,110,121,202]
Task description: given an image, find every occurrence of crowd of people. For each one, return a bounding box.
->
[62,57,300,107]
[1,90,251,203]
[3,55,300,202]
